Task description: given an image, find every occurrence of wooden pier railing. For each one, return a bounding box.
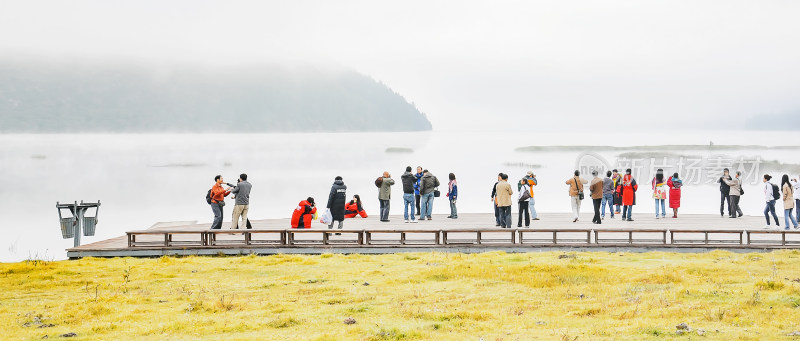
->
[126,228,800,249]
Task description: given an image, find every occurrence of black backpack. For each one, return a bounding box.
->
[375,177,384,188]
[772,183,780,201]
[206,189,213,204]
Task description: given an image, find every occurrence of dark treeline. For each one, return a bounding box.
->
[0,60,432,133]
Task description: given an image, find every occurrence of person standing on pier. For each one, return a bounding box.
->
[414,166,423,216]
[718,168,733,217]
[667,173,683,218]
[763,174,780,229]
[792,176,800,223]
[378,171,395,222]
[209,175,232,229]
[612,169,623,214]
[601,171,615,219]
[590,170,603,224]
[517,177,530,227]
[724,171,743,218]
[525,171,539,221]
[652,169,667,219]
[400,167,418,223]
[419,170,440,220]
[447,173,458,219]
[565,170,587,222]
[230,173,251,229]
[620,169,638,221]
[782,174,799,229]
[327,176,347,233]
[491,173,502,226]
[495,173,513,228]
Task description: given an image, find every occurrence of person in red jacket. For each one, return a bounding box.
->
[667,173,683,218]
[291,197,317,229]
[344,195,368,219]
[620,169,638,221]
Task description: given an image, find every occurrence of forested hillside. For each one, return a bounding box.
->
[0,61,432,132]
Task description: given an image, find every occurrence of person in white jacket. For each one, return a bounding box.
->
[763,174,780,228]
[517,178,531,227]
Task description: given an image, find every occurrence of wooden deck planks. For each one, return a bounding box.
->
[67,213,800,258]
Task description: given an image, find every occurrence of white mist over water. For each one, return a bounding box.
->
[1,130,798,262]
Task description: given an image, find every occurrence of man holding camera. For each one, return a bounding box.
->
[230,173,252,229]
[210,175,232,230]
[525,171,539,221]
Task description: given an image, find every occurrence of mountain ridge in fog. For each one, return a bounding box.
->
[0,60,432,132]
[745,111,800,131]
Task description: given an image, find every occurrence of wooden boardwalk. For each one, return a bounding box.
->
[66,213,800,258]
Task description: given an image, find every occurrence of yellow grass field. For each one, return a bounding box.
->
[3,251,800,340]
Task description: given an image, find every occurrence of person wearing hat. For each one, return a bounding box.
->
[590,170,604,224]
[525,171,539,221]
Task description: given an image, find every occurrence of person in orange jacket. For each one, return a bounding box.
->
[291,197,317,229]
[209,175,232,229]
[344,195,368,219]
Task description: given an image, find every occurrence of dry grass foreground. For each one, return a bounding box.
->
[3,251,800,340]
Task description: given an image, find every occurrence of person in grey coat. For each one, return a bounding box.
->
[419,170,440,220]
[230,173,252,229]
[378,171,395,222]
[601,171,615,219]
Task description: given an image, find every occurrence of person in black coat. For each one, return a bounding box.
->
[490,173,503,226]
[718,168,732,217]
[327,176,347,232]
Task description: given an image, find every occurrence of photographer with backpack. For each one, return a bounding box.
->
[763,174,781,229]
[208,175,232,230]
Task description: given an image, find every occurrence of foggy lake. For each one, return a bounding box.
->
[1,130,798,262]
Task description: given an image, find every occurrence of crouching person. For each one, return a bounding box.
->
[291,197,317,229]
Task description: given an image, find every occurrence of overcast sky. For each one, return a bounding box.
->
[1,0,799,130]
